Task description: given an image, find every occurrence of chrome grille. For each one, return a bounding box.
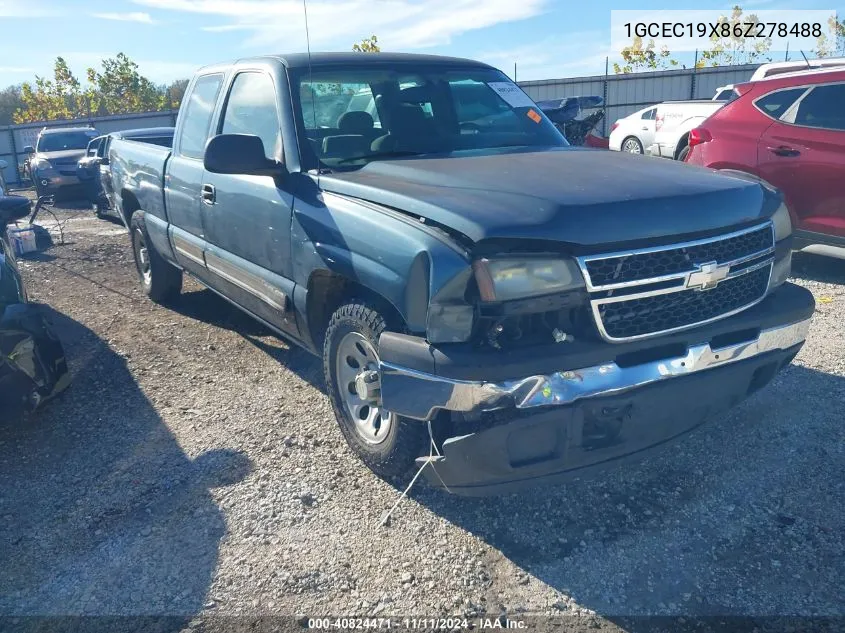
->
[578,223,775,342]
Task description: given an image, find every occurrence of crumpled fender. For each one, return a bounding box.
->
[0,303,70,416]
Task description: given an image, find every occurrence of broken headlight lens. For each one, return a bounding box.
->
[472,258,585,302]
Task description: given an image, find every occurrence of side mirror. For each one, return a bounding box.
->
[98,157,110,166]
[23,146,35,154]
[0,195,32,225]
[204,134,282,177]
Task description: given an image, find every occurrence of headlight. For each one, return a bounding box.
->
[33,158,52,170]
[472,258,585,302]
[772,201,792,242]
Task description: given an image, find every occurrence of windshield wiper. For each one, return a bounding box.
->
[335,150,425,164]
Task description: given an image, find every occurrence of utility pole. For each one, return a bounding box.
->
[514,62,517,82]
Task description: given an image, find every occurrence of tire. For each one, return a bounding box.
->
[677,145,691,162]
[621,136,644,154]
[323,301,427,478]
[130,211,182,303]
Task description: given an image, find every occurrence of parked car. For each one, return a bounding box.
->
[78,127,175,218]
[23,126,100,199]
[0,194,70,416]
[649,100,724,160]
[608,105,657,154]
[684,67,845,255]
[107,52,812,495]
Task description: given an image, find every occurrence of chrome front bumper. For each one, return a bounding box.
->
[380,317,811,421]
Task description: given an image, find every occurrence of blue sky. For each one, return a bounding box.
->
[0,0,841,87]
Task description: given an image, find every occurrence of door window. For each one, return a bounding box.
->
[179,73,224,159]
[754,87,807,121]
[641,108,656,120]
[221,72,283,160]
[789,84,845,130]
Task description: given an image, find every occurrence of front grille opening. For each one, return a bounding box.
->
[598,265,771,340]
[710,327,760,350]
[615,342,689,368]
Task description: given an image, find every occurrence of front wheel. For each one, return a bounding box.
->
[323,301,427,478]
[677,145,691,162]
[130,211,183,303]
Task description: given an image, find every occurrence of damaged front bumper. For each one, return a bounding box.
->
[0,303,70,417]
[378,283,814,495]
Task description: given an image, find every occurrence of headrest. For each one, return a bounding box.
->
[337,111,374,135]
[322,134,370,156]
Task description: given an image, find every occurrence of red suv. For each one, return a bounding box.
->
[684,68,845,253]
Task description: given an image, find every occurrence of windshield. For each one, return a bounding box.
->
[290,65,567,169]
[37,131,98,152]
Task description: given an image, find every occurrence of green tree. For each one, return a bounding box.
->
[165,79,190,109]
[698,6,772,67]
[813,15,845,58]
[13,53,169,123]
[14,57,87,123]
[613,37,679,74]
[352,35,380,52]
[87,53,165,115]
[0,85,24,126]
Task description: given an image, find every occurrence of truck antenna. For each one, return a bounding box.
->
[303,0,319,179]
[800,50,811,68]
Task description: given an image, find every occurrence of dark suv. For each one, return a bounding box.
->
[24,126,100,199]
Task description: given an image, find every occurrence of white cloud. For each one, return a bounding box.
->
[0,66,35,73]
[92,11,156,24]
[0,0,57,17]
[477,33,613,81]
[133,0,547,50]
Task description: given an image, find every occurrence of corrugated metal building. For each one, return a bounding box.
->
[519,63,762,136]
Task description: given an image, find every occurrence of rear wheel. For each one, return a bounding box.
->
[621,136,644,154]
[323,301,427,478]
[130,211,182,303]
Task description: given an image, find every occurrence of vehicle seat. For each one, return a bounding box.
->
[371,103,431,152]
[321,111,376,158]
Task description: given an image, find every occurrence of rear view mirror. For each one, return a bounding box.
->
[23,146,35,154]
[0,195,32,225]
[204,134,281,177]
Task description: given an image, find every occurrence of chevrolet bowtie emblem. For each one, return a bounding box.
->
[686,261,730,291]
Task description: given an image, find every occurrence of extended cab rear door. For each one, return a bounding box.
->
[198,66,298,337]
[166,72,225,277]
[757,81,845,240]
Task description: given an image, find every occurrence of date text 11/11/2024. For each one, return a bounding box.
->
[307,617,527,630]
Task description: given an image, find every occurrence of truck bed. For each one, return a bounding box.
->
[108,138,172,225]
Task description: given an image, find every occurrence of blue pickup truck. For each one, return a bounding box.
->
[106,52,814,495]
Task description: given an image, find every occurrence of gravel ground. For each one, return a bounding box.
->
[1,199,844,629]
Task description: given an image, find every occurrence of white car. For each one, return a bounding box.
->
[608,105,657,154]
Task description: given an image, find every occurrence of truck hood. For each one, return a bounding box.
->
[319,147,777,250]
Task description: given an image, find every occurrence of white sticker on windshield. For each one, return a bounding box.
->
[487,82,535,109]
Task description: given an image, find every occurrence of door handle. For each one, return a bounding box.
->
[201,184,216,205]
[768,146,800,157]
[642,126,649,131]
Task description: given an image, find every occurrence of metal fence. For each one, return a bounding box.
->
[0,110,178,187]
[518,63,763,136]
